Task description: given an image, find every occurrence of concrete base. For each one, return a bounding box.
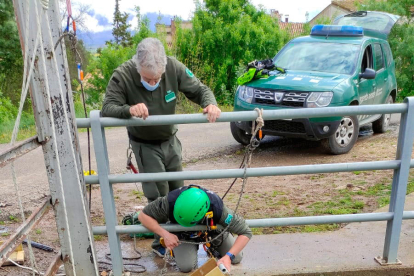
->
[132,193,414,275]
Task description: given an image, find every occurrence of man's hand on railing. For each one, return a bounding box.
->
[130,103,149,120]
[203,104,221,123]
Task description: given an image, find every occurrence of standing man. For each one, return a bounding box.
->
[138,185,252,273]
[102,37,221,254]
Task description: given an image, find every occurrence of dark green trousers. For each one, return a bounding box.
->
[130,135,184,249]
[130,135,184,202]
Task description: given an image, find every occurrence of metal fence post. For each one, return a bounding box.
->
[90,110,124,275]
[377,97,414,265]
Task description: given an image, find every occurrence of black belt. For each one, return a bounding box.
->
[128,132,170,145]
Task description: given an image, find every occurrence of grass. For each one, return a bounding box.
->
[254,175,414,236]
[307,195,365,215]
[8,215,18,222]
[131,190,144,199]
[35,229,42,235]
[0,114,37,144]
[94,235,104,241]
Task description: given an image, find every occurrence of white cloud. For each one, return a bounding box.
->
[67,0,332,34]
[83,13,112,33]
[250,0,332,22]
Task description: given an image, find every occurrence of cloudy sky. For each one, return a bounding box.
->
[74,0,332,48]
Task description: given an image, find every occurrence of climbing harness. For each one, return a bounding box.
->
[237,59,286,85]
[159,108,264,275]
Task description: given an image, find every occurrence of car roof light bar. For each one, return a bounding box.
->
[311,25,364,37]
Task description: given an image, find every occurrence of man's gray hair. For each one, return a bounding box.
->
[134,38,167,75]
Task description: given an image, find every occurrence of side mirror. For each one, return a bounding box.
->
[359,68,376,80]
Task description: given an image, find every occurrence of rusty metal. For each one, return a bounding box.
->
[0,196,51,266]
[0,136,40,168]
[44,251,65,276]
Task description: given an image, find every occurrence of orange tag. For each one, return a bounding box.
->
[259,130,263,140]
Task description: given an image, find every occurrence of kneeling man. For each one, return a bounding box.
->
[138,185,252,272]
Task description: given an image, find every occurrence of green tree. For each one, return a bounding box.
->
[0,0,24,104]
[111,0,132,47]
[174,0,284,105]
[357,0,414,100]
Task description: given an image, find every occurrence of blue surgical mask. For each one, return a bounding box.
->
[141,78,160,91]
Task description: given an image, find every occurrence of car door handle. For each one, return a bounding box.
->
[384,78,388,82]
[372,84,376,87]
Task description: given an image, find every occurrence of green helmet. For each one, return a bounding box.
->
[173,187,210,227]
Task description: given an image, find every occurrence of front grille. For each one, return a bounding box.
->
[282,92,308,107]
[252,89,309,107]
[263,120,306,133]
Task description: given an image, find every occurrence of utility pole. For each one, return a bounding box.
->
[12,0,99,275]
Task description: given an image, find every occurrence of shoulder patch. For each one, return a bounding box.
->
[185,68,194,78]
[111,76,120,84]
[225,214,233,225]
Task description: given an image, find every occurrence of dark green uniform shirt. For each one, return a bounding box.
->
[102,57,217,140]
[142,196,253,239]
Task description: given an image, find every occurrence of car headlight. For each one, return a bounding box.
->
[306,92,333,108]
[237,85,253,103]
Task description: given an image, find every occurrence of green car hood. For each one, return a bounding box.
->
[247,70,349,91]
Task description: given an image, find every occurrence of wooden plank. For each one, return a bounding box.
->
[0,242,24,266]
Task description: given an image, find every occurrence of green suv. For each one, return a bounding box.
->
[231,11,399,154]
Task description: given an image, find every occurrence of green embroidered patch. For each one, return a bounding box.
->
[165,91,176,103]
[185,68,194,78]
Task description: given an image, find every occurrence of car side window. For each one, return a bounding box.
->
[383,43,393,67]
[361,45,373,73]
[374,43,384,71]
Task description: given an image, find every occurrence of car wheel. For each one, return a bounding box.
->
[230,122,252,145]
[372,95,393,134]
[323,115,359,155]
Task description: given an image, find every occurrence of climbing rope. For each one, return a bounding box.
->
[159,108,264,275]
[53,0,93,211]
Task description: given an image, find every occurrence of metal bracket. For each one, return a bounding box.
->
[374,256,402,266]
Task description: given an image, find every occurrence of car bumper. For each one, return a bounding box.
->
[234,118,341,140]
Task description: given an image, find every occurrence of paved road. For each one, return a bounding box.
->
[0,113,401,219]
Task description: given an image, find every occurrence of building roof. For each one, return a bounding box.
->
[331,0,361,12]
[309,0,364,24]
[279,22,305,37]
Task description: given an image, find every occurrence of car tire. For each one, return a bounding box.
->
[230,122,252,145]
[322,115,359,155]
[372,95,393,134]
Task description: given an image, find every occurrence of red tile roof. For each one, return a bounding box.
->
[279,22,305,37]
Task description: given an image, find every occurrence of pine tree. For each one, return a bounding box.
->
[111,0,132,47]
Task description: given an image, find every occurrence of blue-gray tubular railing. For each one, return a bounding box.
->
[79,98,414,276]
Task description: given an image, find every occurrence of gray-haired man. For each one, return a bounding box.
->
[102,38,221,254]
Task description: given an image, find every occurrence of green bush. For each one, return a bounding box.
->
[174,0,286,105]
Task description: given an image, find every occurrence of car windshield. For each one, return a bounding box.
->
[274,42,360,75]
